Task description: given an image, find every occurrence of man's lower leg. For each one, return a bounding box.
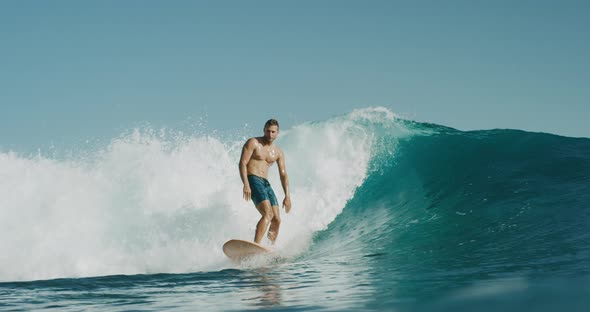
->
[254,216,270,244]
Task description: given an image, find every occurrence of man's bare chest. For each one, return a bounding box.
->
[252,146,278,163]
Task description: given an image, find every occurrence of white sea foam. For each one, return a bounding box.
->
[0,107,409,281]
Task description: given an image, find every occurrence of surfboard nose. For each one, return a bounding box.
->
[223,239,270,260]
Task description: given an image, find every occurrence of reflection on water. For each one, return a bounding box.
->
[239,268,283,308]
[219,251,376,310]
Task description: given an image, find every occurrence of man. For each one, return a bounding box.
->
[239,119,292,244]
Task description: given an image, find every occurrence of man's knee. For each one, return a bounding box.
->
[258,205,274,220]
[262,214,274,224]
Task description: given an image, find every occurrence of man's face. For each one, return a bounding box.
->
[263,125,279,142]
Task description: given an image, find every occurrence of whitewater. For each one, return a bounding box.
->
[1,107,589,311]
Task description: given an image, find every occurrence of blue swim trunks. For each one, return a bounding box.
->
[248,175,279,207]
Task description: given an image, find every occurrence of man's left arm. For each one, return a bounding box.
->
[277,150,292,213]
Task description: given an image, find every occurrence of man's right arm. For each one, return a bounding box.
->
[239,138,255,201]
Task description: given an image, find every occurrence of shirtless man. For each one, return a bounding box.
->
[239,119,292,244]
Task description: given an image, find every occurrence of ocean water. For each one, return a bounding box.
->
[1,107,589,311]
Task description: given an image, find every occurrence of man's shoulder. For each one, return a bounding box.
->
[245,137,261,146]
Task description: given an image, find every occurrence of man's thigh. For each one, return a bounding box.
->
[256,200,273,216]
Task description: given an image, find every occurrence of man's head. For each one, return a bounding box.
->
[264,119,279,130]
[263,119,279,143]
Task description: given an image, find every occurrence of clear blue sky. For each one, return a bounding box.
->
[1,0,589,152]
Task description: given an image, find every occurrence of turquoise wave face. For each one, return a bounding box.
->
[309,123,590,303]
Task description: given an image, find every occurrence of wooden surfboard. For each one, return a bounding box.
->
[223,239,270,260]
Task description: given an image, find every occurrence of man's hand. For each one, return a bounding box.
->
[283,197,292,213]
[243,185,251,201]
